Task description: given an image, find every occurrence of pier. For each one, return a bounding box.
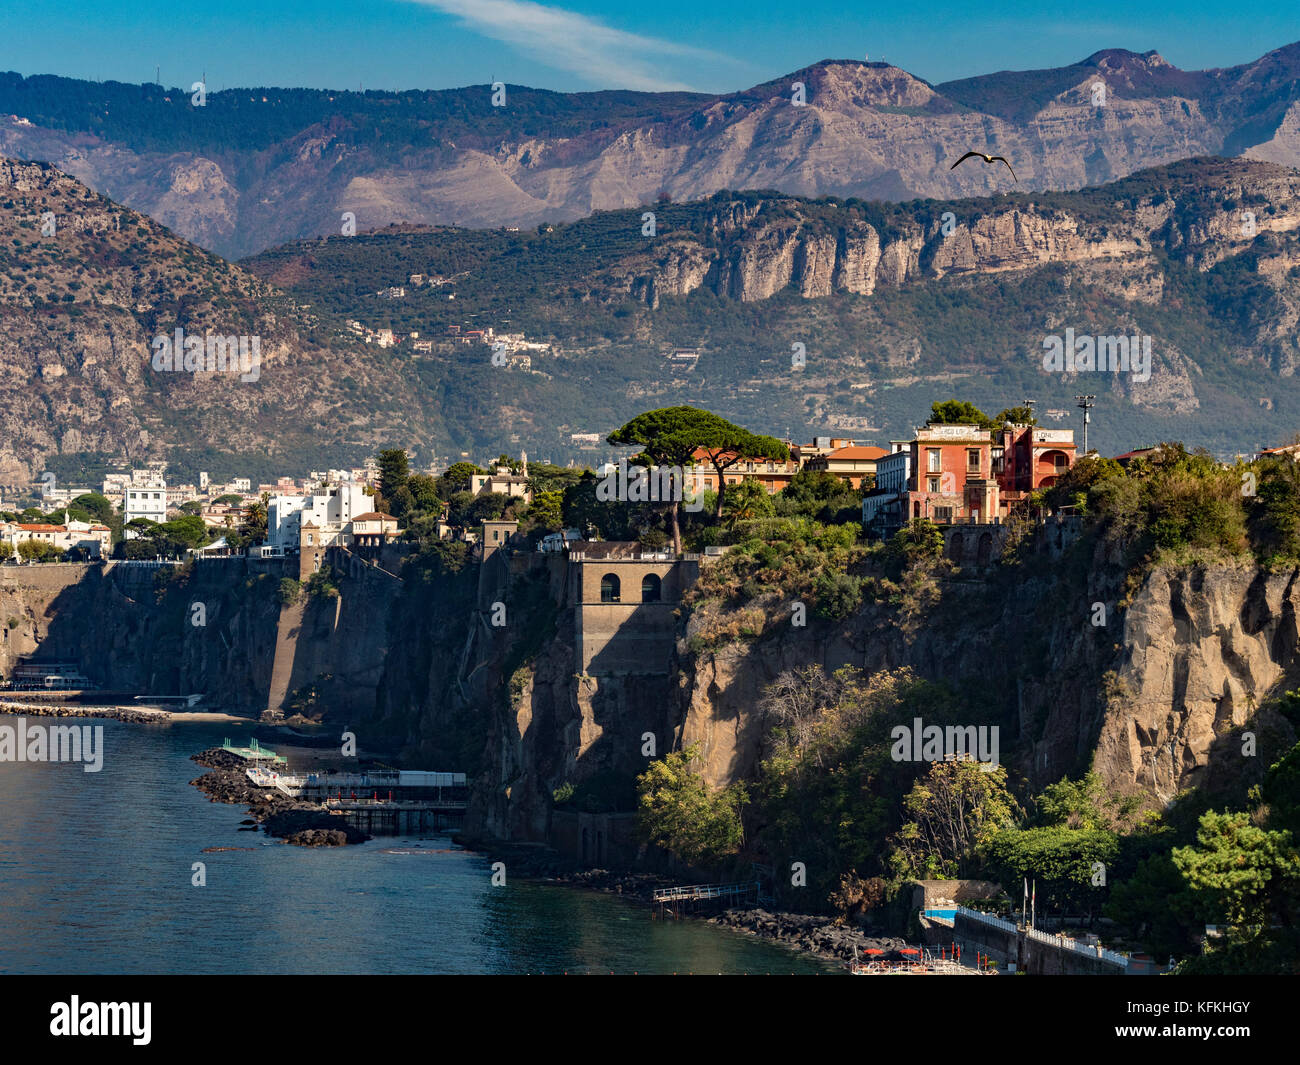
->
[652,881,760,919]
[221,737,288,765]
[323,797,468,834]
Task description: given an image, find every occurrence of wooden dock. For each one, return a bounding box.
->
[652,881,760,919]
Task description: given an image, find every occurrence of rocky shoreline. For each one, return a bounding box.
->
[453,837,891,968]
[189,747,370,847]
[0,701,157,723]
[708,908,906,966]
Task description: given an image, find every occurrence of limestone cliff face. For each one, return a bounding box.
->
[1095,565,1300,800]
[7,549,1298,844]
[607,160,1300,310]
[0,562,282,707]
[672,558,1300,808]
[0,558,405,718]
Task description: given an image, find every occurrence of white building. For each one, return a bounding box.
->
[3,518,111,558]
[862,444,913,535]
[267,482,371,553]
[124,476,168,533]
[471,466,532,502]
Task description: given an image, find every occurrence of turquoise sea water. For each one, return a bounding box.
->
[0,718,836,975]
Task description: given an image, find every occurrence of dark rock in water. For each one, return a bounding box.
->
[708,908,906,964]
[187,746,369,845]
[191,748,246,771]
[262,808,369,845]
[283,828,350,847]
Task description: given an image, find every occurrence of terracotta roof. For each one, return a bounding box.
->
[16,523,64,532]
[827,446,888,460]
[352,511,396,521]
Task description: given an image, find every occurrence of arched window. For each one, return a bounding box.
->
[306,533,314,545]
[641,574,662,602]
[600,573,620,603]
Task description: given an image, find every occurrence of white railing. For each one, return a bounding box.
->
[1024,925,1129,969]
[246,766,305,795]
[953,906,1129,970]
[952,905,1017,933]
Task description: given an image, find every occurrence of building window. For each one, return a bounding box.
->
[600,574,620,603]
[928,476,941,493]
[967,449,981,472]
[306,534,313,545]
[927,449,942,473]
[641,574,662,603]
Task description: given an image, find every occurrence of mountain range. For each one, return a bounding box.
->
[3,150,1299,483]
[2,44,1300,258]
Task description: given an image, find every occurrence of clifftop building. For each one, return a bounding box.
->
[866,421,1076,537]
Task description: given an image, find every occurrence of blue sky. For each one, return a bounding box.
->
[6,0,1298,94]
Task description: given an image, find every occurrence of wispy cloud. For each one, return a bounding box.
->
[403,0,740,91]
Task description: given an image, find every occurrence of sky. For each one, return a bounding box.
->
[4,0,1298,94]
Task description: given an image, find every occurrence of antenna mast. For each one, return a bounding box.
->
[1075,394,1096,454]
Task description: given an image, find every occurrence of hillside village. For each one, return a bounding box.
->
[3,398,1297,569]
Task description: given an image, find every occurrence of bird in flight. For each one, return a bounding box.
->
[950,151,1017,182]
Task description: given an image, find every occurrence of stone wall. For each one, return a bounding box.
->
[573,557,699,675]
[931,911,1128,975]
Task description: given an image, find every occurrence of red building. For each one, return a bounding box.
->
[899,421,1075,523]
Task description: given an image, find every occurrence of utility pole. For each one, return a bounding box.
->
[1075,394,1096,454]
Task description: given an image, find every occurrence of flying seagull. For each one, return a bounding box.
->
[950,151,1017,182]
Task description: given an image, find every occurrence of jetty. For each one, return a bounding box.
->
[652,881,760,918]
[221,736,288,766]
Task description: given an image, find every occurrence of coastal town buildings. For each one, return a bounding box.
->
[123,473,168,535]
[3,518,112,557]
[266,481,373,555]
[863,421,1077,537]
[471,464,533,503]
[689,448,801,494]
[803,443,889,489]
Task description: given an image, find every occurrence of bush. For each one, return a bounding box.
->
[304,572,340,599]
[637,745,749,867]
[278,578,301,604]
[17,540,61,562]
[813,570,863,619]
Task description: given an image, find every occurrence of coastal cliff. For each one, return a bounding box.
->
[5,543,1297,847]
[670,556,1299,805]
